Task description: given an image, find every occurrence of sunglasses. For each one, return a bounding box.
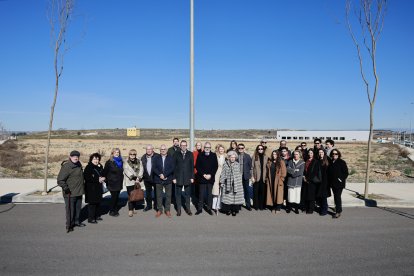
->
[258,148,264,151]
[238,147,245,150]
[332,153,339,156]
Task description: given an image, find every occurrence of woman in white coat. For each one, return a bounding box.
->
[212,144,226,213]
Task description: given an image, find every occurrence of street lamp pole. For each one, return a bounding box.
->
[410,102,413,148]
[190,0,195,150]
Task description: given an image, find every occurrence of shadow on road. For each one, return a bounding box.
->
[345,188,414,220]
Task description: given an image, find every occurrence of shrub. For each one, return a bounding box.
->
[404,168,412,176]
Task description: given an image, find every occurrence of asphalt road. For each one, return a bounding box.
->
[0,204,413,275]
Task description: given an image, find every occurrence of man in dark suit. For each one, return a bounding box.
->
[153,144,175,218]
[195,142,218,215]
[173,140,194,216]
[141,145,160,212]
[237,143,253,211]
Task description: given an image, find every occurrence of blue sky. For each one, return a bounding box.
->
[0,0,413,131]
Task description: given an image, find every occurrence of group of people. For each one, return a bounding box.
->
[57,137,348,233]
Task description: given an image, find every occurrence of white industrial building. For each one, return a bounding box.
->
[276,130,370,142]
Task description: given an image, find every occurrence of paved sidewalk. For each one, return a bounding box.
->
[0,178,413,207]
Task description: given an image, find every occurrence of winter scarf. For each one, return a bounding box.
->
[113,156,123,169]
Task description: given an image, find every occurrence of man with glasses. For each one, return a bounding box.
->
[300,142,309,161]
[313,138,326,155]
[173,140,194,216]
[141,145,160,212]
[237,143,253,211]
[153,145,175,218]
[195,142,218,215]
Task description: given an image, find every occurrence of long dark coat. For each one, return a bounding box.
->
[303,158,320,201]
[327,158,349,189]
[265,160,287,205]
[195,152,218,185]
[84,162,104,204]
[315,160,331,198]
[102,159,124,191]
[173,150,194,186]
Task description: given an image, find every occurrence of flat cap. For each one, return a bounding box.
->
[70,150,80,157]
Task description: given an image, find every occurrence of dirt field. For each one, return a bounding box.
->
[0,137,413,183]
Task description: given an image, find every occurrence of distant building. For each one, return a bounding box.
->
[276,130,370,142]
[127,127,140,137]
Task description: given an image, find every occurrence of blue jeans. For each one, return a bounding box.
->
[242,179,251,208]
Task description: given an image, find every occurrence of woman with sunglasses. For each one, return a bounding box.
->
[123,149,144,217]
[251,145,269,210]
[327,149,349,219]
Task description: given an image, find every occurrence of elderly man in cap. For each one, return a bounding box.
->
[57,150,85,233]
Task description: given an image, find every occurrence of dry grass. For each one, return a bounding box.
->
[1,138,413,182]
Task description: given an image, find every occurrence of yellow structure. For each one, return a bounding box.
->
[127,127,140,137]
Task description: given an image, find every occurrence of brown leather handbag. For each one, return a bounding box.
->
[128,183,144,202]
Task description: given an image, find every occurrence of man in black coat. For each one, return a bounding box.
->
[237,143,253,211]
[153,145,175,218]
[195,142,218,215]
[173,140,194,216]
[141,145,160,212]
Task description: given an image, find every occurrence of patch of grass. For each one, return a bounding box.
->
[0,141,25,171]
[404,168,412,176]
[349,168,357,175]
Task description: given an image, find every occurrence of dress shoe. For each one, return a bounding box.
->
[245,206,252,211]
[143,206,152,212]
[109,211,119,217]
[165,211,172,218]
[286,209,291,214]
[88,220,98,224]
[226,211,231,216]
[333,213,341,219]
[75,223,86,227]
[155,211,162,218]
[206,209,214,216]
[96,217,103,221]
[66,227,74,233]
[128,211,133,217]
[195,210,202,215]
[232,211,237,216]
[186,210,193,216]
[176,209,181,216]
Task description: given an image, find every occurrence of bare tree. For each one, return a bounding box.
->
[346,0,386,198]
[43,0,74,195]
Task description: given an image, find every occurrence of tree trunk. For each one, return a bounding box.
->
[43,42,60,195]
[364,103,374,198]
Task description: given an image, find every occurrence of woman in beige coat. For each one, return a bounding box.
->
[212,144,226,212]
[266,150,287,214]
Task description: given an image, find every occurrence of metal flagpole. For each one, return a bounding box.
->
[190,0,195,150]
